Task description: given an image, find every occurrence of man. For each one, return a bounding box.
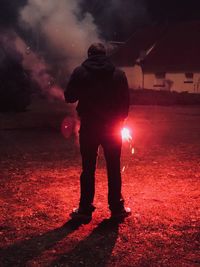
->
[65,43,131,222]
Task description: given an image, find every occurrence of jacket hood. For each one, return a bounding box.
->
[82,55,115,75]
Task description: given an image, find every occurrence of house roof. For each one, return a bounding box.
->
[111,20,200,72]
[110,24,167,67]
[142,21,200,72]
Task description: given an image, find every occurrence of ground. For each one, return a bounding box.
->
[0,99,199,267]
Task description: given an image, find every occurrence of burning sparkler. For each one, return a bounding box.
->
[121,127,132,142]
[121,127,135,173]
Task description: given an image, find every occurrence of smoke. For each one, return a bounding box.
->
[15,0,101,135]
[0,30,23,67]
[19,0,101,71]
[15,34,65,101]
[5,0,102,103]
[0,29,64,101]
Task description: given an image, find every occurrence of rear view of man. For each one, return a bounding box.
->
[65,43,131,222]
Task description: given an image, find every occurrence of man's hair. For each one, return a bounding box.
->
[87,43,106,57]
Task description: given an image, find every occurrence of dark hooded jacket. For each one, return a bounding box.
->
[65,55,129,123]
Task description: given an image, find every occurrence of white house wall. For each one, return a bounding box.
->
[144,72,200,93]
[122,66,143,89]
[194,73,200,92]
[122,65,200,93]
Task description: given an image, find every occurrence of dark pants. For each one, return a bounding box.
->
[79,120,124,213]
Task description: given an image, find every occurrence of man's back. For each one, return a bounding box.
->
[65,54,129,123]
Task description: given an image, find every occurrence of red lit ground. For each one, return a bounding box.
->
[0,99,199,266]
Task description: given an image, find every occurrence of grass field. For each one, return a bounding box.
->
[0,99,199,266]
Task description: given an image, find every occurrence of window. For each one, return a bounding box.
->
[184,72,193,83]
[154,72,166,87]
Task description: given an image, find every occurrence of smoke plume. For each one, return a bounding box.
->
[16,0,101,134]
[19,0,101,71]
[15,34,65,101]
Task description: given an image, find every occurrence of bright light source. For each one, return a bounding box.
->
[121,127,132,142]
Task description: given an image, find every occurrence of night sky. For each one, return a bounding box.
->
[1,0,200,40]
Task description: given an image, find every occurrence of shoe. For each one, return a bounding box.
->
[111,207,131,220]
[70,208,92,223]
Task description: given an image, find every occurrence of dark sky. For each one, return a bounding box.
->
[84,0,200,40]
[146,0,200,22]
[0,0,25,27]
[1,0,200,40]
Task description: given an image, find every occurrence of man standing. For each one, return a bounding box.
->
[65,43,131,222]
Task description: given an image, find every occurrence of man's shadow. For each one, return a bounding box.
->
[51,218,119,267]
[0,219,83,267]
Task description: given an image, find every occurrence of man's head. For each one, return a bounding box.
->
[87,43,106,57]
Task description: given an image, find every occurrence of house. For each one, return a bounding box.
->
[111,21,200,93]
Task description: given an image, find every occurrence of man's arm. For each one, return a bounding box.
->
[115,70,130,120]
[120,71,130,118]
[64,67,81,103]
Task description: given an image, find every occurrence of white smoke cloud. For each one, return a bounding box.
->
[16,0,101,135]
[19,0,101,71]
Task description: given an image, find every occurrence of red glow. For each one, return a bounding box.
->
[61,117,74,138]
